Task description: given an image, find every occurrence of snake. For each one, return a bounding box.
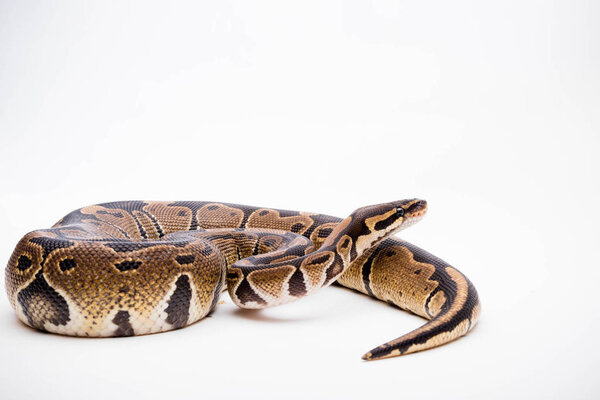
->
[5,199,480,361]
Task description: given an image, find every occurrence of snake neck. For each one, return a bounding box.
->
[319,199,427,271]
[228,200,427,309]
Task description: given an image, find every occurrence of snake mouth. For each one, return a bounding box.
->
[401,199,427,228]
[402,214,424,229]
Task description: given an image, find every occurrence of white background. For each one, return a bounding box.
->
[0,1,598,399]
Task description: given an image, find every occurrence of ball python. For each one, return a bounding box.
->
[5,199,480,361]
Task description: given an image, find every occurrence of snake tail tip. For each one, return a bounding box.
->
[361,350,399,362]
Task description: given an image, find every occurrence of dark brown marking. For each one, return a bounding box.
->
[132,214,147,239]
[142,210,165,238]
[361,249,380,297]
[373,213,397,231]
[235,278,266,305]
[324,258,344,284]
[112,310,134,336]
[29,237,74,265]
[307,254,331,265]
[317,227,333,238]
[105,241,159,252]
[175,255,195,265]
[226,272,239,280]
[105,239,190,252]
[16,255,32,271]
[262,238,277,248]
[114,260,142,272]
[17,271,70,329]
[291,223,304,233]
[252,240,261,256]
[201,246,213,256]
[59,258,77,272]
[97,210,124,218]
[165,275,192,329]
[208,265,224,313]
[288,268,307,297]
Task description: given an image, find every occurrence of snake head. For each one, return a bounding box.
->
[393,198,428,230]
[355,198,427,250]
[322,199,428,258]
[349,198,428,236]
[350,199,426,247]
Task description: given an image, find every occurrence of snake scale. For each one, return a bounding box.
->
[5,199,480,361]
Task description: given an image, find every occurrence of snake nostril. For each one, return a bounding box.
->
[407,200,427,214]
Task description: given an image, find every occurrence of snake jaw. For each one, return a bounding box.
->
[393,199,428,232]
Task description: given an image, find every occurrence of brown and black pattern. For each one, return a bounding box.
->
[5,199,480,360]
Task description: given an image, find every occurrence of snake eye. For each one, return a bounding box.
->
[396,207,405,217]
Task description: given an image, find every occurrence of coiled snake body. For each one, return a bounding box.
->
[5,199,480,361]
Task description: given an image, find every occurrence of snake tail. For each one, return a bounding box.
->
[359,242,481,360]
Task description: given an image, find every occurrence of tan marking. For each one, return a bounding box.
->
[56,229,98,239]
[321,217,351,247]
[226,267,244,298]
[5,232,50,307]
[270,255,300,264]
[427,290,447,317]
[190,230,249,266]
[196,203,244,229]
[143,202,194,234]
[336,235,353,266]
[246,209,314,235]
[80,205,143,239]
[257,235,285,252]
[337,248,374,294]
[84,220,130,239]
[355,209,397,256]
[132,210,161,239]
[401,318,471,356]
[232,231,261,259]
[339,243,438,318]
[309,222,339,249]
[39,239,223,336]
[300,251,335,288]
[368,266,471,357]
[247,265,296,299]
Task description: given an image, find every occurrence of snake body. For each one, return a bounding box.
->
[5,199,480,361]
